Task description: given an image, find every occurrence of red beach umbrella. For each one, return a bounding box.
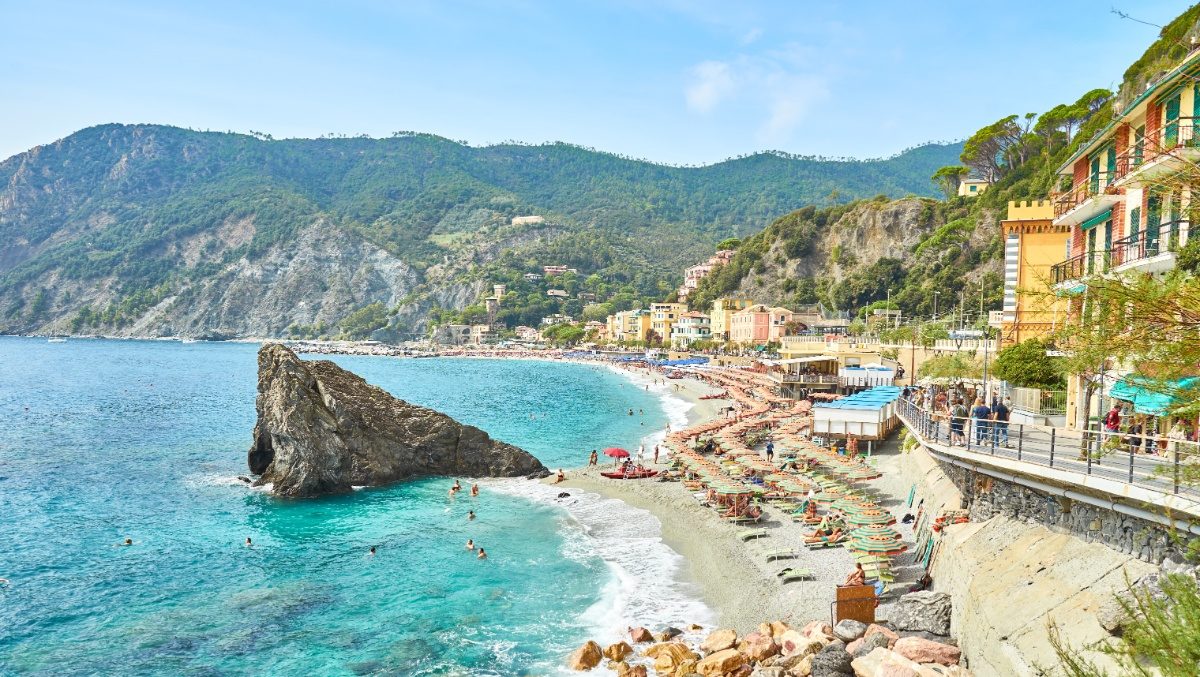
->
[603,447,630,458]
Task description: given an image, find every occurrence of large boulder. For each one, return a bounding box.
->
[566,641,603,671]
[247,344,547,496]
[605,642,634,662]
[849,632,891,658]
[810,641,853,677]
[738,632,778,662]
[629,627,655,644]
[696,648,747,676]
[833,620,867,642]
[849,647,936,677]
[892,637,961,666]
[701,628,739,654]
[889,592,952,636]
[645,642,698,674]
[863,625,898,649]
[775,652,813,676]
[779,630,823,657]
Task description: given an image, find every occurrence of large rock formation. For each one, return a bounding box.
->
[247,343,548,497]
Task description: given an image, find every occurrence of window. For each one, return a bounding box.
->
[969,185,977,192]
[1164,91,1182,148]
[1134,125,1145,166]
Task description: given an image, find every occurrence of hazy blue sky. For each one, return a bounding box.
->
[1,1,1195,164]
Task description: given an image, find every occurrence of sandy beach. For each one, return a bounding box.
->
[549,367,923,634]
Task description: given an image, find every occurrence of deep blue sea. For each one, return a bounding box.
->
[0,338,712,676]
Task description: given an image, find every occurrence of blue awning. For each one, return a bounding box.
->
[1080,209,1112,232]
[1108,375,1200,415]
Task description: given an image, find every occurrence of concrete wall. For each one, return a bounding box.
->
[899,438,1161,676]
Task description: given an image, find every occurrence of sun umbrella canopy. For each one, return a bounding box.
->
[847,510,897,527]
[604,447,630,458]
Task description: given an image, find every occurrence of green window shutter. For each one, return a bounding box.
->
[1090,157,1100,193]
[1134,125,1145,165]
[1130,206,1141,238]
[1104,219,1113,250]
[1165,92,1181,147]
[1148,194,1162,246]
[1106,147,1116,185]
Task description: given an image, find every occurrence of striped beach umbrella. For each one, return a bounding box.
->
[847,510,897,527]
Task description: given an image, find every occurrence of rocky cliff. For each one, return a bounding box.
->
[248,343,548,497]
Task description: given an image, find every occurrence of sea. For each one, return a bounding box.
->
[0,337,714,676]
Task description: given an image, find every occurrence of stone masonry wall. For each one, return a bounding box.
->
[936,458,1184,564]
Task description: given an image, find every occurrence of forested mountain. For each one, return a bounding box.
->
[689,5,1200,330]
[0,124,959,338]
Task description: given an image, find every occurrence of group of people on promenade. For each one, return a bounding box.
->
[905,385,1011,447]
[1102,402,1196,455]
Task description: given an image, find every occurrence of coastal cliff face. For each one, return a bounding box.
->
[248,343,548,497]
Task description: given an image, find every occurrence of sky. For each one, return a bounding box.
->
[1,0,1196,165]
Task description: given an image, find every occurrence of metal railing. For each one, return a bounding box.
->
[1010,387,1067,416]
[769,372,840,385]
[1112,220,1188,267]
[1050,251,1106,285]
[897,397,1200,498]
[1114,117,1200,182]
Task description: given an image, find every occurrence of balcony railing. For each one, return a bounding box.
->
[1112,117,1200,183]
[1050,251,1106,285]
[1052,181,1101,219]
[1112,219,1188,268]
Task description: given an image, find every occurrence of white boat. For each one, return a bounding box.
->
[47,337,67,343]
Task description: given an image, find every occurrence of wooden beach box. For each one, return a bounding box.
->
[834,584,876,625]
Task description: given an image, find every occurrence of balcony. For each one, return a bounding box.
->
[1051,179,1123,228]
[1114,117,1200,188]
[767,371,840,385]
[1111,220,1188,275]
[1050,251,1092,288]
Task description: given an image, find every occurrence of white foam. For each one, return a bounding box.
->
[489,479,716,648]
[601,363,695,460]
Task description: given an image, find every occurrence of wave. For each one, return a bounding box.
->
[488,479,715,648]
[600,363,695,458]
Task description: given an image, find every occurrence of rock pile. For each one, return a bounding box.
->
[569,615,970,676]
[247,343,548,497]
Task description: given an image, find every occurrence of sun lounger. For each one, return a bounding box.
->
[761,549,801,562]
[804,537,845,549]
[726,513,763,525]
[738,528,768,541]
[777,567,816,582]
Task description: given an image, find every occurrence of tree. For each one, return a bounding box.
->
[960,115,1024,181]
[992,339,1065,390]
[917,354,982,380]
[716,237,741,250]
[931,166,970,200]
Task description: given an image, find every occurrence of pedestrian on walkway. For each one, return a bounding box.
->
[950,399,967,445]
[971,398,991,445]
[991,398,1010,446]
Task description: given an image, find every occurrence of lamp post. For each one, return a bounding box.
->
[933,291,940,322]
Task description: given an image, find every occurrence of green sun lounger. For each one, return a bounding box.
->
[762,548,801,562]
[738,528,768,541]
[804,538,844,549]
[777,567,815,582]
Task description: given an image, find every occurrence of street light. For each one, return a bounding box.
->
[933,292,940,321]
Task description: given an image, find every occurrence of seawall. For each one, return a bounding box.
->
[898,437,1158,676]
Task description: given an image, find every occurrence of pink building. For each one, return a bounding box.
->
[729,304,795,344]
[677,249,737,300]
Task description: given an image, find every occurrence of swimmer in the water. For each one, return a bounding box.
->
[467,510,476,521]
[118,538,133,547]
[477,547,487,560]
[245,538,253,547]
[465,539,475,551]
[369,546,376,556]
[471,483,479,497]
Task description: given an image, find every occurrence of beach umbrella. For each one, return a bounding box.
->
[846,533,907,556]
[603,447,630,458]
[847,510,897,527]
[850,524,900,539]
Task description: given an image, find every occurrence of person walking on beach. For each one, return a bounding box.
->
[636,443,645,464]
[588,450,598,466]
[653,444,660,464]
[765,439,774,462]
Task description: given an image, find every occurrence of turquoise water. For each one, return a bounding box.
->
[0,338,707,676]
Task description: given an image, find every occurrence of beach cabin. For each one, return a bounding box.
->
[811,386,902,442]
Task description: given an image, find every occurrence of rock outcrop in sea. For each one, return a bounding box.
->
[247,343,548,497]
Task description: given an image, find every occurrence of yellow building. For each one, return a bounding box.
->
[650,302,688,345]
[1000,200,1071,347]
[958,179,990,197]
[709,297,754,341]
[607,309,652,343]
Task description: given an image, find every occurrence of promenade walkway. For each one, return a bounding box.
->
[895,397,1200,518]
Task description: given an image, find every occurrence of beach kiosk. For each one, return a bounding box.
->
[811,386,902,447]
